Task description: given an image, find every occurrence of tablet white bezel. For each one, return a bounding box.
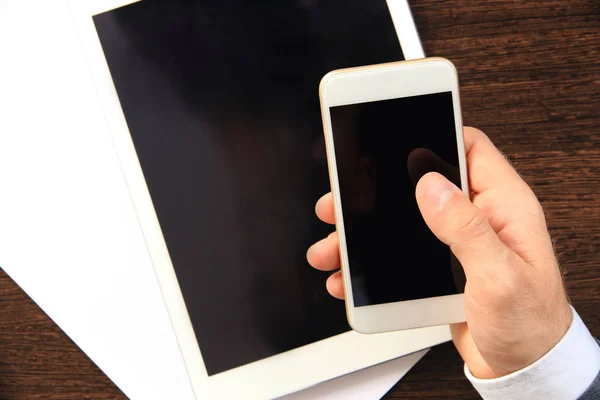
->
[67,1,445,399]
[319,58,468,335]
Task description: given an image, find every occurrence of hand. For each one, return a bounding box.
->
[306,127,572,379]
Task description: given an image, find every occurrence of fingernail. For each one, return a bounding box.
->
[426,175,460,211]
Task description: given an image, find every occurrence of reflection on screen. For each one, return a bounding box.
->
[93,0,404,375]
[330,92,465,307]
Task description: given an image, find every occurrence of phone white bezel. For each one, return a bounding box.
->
[320,58,469,334]
[66,1,449,399]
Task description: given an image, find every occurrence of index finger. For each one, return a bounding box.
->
[315,192,335,225]
[463,127,529,195]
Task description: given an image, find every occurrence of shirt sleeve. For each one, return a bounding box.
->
[465,307,600,400]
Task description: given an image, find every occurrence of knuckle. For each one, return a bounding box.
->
[494,267,524,301]
[466,126,488,140]
[530,201,546,223]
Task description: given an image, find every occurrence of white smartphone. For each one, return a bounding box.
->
[320,57,469,334]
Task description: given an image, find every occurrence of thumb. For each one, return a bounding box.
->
[415,172,511,278]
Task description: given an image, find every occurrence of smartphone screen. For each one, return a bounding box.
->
[330,92,466,307]
[93,0,405,376]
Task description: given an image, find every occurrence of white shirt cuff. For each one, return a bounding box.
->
[465,307,600,400]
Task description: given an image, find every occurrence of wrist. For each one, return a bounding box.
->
[503,299,573,376]
[466,307,600,400]
[469,300,572,379]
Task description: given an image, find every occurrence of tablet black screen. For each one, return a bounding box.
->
[94,0,404,376]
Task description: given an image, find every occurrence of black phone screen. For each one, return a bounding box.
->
[93,0,405,376]
[330,92,466,308]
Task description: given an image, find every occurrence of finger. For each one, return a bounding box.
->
[306,232,340,271]
[407,147,461,188]
[315,193,335,224]
[326,270,345,299]
[463,127,551,265]
[463,127,529,195]
[415,172,517,279]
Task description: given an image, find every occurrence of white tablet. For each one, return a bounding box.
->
[67,1,449,399]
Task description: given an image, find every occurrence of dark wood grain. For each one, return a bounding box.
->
[1,0,599,399]
[0,268,127,399]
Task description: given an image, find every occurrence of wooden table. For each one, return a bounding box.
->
[1,0,598,398]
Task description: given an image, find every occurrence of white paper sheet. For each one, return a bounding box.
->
[0,1,196,399]
[282,350,428,399]
[0,1,437,399]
